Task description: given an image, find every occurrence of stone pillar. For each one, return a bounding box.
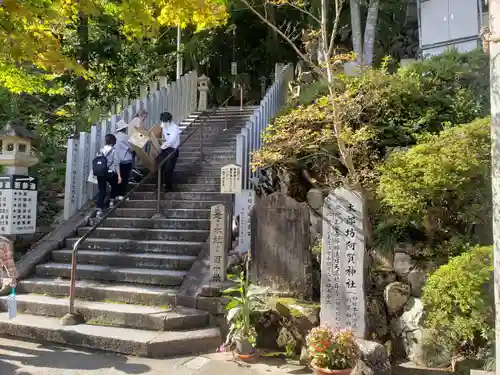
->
[197,75,210,111]
[275,63,285,82]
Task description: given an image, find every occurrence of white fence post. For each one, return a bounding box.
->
[76,132,90,210]
[63,70,212,219]
[63,138,79,220]
[88,125,100,199]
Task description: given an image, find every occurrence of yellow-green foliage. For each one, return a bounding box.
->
[376,117,491,254]
[253,49,489,190]
[422,246,493,356]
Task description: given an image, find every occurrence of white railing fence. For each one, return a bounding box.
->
[63,71,198,220]
[236,63,294,189]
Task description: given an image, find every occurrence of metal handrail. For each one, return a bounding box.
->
[63,90,242,321]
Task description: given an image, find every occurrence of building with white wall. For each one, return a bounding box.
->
[418,0,487,56]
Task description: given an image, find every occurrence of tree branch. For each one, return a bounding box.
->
[239,0,324,76]
[274,0,321,25]
[327,0,344,57]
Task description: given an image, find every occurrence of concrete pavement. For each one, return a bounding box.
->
[0,337,310,375]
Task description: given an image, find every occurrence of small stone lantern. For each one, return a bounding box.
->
[0,123,39,235]
[0,123,38,175]
[197,75,211,111]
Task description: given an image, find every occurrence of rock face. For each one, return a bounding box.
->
[399,297,425,364]
[384,282,411,315]
[352,339,392,375]
[366,294,389,339]
[393,252,415,279]
[407,269,427,297]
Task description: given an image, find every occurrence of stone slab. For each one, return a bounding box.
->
[51,250,196,270]
[77,227,209,242]
[0,314,221,358]
[64,238,204,254]
[18,277,178,306]
[35,263,186,286]
[0,294,208,331]
[15,206,95,281]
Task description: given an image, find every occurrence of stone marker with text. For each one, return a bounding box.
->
[321,187,366,338]
[210,204,227,282]
[220,164,242,194]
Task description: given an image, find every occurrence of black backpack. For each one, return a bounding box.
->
[92,149,112,177]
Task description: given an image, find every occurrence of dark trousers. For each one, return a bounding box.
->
[96,173,118,209]
[157,148,179,190]
[117,162,133,196]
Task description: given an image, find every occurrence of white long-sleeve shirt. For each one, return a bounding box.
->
[161,121,180,150]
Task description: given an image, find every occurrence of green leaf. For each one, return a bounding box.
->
[226,305,242,323]
[225,299,240,310]
[247,285,269,297]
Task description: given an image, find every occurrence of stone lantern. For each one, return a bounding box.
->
[0,123,39,175]
[197,74,210,111]
[0,123,39,235]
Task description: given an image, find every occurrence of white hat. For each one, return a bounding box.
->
[115,120,128,132]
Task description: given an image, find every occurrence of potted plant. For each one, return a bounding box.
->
[306,326,358,375]
[223,268,268,360]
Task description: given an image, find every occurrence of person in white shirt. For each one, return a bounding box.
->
[157,111,180,191]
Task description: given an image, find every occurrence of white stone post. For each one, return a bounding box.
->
[275,63,284,82]
[76,132,90,210]
[63,138,79,220]
[197,75,210,111]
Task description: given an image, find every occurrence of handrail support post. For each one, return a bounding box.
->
[151,166,165,219]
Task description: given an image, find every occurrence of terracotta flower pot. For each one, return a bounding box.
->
[234,350,260,363]
[311,364,352,375]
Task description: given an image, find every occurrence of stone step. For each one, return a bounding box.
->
[52,250,197,270]
[110,208,211,219]
[133,183,220,193]
[36,263,186,286]
[176,157,236,166]
[18,278,178,306]
[0,314,221,358]
[173,164,233,172]
[0,294,208,331]
[77,227,209,242]
[64,237,204,254]
[122,199,225,210]
[100,217,210,230]
[130,191,226,201]
[182,123,246,132]
[178,145,235,153]
[172,177,221,184]
[176,159,235,167]
[178,150,236,157]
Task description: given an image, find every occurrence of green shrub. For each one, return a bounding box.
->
[422,246,494,357]
[376,117,491,257]
[254,49,490,190]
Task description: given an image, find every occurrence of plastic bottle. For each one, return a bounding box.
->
[7,287,16,319]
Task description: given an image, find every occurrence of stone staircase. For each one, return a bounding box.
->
[0,106,255,357]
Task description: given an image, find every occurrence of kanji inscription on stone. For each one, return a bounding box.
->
[220,164,242,194]
[210,204,227,282]
[320,187,365,337]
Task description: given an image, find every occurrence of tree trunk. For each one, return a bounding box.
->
[320,0,332,82]
[75,9,89,137]
[362,0,380,65]
[489,2,500,373]
[349,0,363,63]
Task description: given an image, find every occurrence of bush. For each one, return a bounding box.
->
[376,117,491,257]
[422,246,494,358]
[253,49,489,191]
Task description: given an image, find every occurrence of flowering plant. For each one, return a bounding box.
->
[306,326,358,370]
